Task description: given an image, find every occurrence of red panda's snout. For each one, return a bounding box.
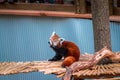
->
[48,39,63,48]
[48,40,58,48]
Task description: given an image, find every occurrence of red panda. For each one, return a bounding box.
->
[48,32,80,67]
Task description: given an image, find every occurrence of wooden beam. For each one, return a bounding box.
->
[0,3,74,12]
[0,9,92,18]
[0,10,120,22]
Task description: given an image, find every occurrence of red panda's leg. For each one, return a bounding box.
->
[62,56,76,67]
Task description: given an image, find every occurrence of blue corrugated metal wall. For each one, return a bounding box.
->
[110,22,120,52]
[0,15,120,80]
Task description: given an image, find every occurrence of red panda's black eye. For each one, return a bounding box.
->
[48,40,52,45]
[48,41,50,44]
[60,39,63,41]
[60,38,65,41]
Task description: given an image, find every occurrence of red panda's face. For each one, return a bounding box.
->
[48,32,65,48]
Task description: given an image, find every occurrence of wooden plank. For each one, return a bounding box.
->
[73,63,120,79]
[109,15,120,22]
[0,9,120,22]
[0,9,92,18]
[0,3,74,12]
[0,53,119,79]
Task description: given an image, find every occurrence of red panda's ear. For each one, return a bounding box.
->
[50,32,56,40]
[50,32,60,40]
[51,32,56,38]
[52,32,56,36]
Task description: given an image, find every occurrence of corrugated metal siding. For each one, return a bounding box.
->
[0,15,120,80]
[110,22,120,52]
[0,16,94,62]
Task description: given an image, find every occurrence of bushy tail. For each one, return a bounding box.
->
[62,67,72,80]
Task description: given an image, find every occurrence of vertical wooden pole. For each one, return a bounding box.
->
[75,0,86,14]
[91,0,112,52]
[109,0,113,15]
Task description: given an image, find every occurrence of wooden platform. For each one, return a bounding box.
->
[0,54,120,79]
[0,61,64,75]
[73,63,120,79]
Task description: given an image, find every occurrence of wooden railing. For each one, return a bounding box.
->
[0,0,120,15]
[0,3,74,12]
[0,0,120,22]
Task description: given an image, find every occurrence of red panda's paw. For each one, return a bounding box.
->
[62,56,76,67]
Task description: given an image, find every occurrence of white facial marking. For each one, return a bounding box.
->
[49,39,52,45]
[59,38,65,46]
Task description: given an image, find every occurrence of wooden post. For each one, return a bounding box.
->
[91,0,112,52]
[109,0,113,15]
[75,0,86,14]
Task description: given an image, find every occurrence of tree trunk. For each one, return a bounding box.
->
[91,0,112,52]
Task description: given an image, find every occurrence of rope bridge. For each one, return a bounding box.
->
[0,54,120,79]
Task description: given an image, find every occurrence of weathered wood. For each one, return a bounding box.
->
[0,1,120,16]
[0,53,120,79]
[0,3,74,12]
[75,0,86,14]
[62,48,120,80]
[0,62,119,79]
[73,63,120,79]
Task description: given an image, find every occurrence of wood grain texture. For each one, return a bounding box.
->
[0,3,74,12]
[0,53,119,79]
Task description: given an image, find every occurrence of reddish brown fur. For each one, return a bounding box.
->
[61,41,80,67]
[49,32,80,67]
